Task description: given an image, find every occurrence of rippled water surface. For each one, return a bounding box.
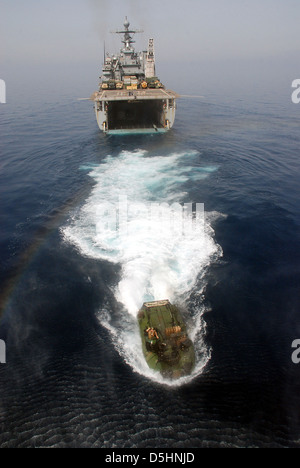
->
[1,87,300,447]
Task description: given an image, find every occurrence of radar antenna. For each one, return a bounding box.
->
[111,17,143,51]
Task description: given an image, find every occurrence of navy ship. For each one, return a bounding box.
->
[91,18,178,134]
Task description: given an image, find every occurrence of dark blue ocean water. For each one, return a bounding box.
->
[1,83,300,448]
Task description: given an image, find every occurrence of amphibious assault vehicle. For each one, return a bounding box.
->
[138,300,195,379]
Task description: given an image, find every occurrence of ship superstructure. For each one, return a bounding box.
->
[92,18,178,134]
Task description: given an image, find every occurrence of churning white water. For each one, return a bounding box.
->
[62,149,223,385]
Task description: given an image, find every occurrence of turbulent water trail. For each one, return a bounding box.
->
[62,149,223,385]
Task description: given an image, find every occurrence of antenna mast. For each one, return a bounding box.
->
[111,17,143,51]
[145,38,156,78]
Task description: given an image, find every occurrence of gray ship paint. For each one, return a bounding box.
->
[92,18,178,134]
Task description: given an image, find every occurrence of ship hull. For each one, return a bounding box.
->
[93,89,177,134]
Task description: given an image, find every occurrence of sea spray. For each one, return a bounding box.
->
[62,149,223,384]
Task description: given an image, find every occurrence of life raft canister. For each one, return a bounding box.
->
[165,326,182,336]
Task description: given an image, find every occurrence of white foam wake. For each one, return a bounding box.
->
[62,149,223,386]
